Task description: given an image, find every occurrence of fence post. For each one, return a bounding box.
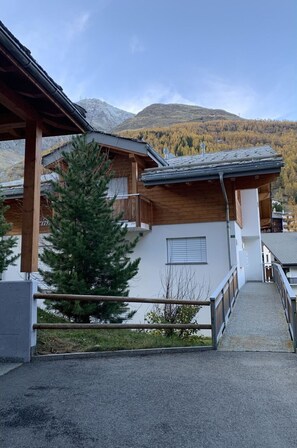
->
[210,298,217,350]
[135,195,141,228]
[292,298,297,353]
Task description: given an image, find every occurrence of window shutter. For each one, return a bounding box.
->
[167,237,207,264]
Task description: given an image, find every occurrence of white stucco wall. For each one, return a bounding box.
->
[2,236,25,282]
[231,221,246,289]
[127,221,231,325]
[240,189,263,282]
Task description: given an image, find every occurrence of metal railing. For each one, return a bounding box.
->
[113,194,153,228]
[210,266,239,349]
[272,263,297,352]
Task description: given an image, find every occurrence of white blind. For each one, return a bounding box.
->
[167,237,207,264]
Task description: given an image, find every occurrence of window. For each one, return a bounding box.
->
[167,237,207,264]
[107,177,128,198]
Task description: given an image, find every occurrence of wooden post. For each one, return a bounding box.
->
[131,161,138,194]
[21,120,42,273]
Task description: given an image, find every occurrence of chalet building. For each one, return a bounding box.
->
[262,232,297,295]
[2,133,283,322]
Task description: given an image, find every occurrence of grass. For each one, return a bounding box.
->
[36,308,212,355]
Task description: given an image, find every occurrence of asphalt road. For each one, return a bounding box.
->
[1,351,297,448]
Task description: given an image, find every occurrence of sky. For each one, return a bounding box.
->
[1,0,297,120]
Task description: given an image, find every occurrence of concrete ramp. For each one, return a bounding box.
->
[219,282,293,352]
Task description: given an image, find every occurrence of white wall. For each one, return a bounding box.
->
[127,221,231,325]
[241,189,261,238]
[2,236,25,281]
[231,221,246,289]
[240,189,263,282]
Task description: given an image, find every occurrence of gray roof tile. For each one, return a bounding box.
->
[261,232,297,265]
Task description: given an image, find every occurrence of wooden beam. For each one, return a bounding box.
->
[131,161,138,194]
[129,153,146,169]
[43,117,79,132]
[0,121,26,132]
[0,78,40,122]
[0,65,17,72]
[0,46,86,133]
[21,120,42,272]
[17,91,45,99]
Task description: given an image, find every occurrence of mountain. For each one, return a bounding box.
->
[120,119,297,205]
[77,98,134,132]
[113,103,241,132]
[0,99,134,181]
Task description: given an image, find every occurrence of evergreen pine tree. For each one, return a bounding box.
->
[40,135,140,323]
[0,189,18,279]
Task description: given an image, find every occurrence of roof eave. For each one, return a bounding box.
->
[0,21,93,134]
[142,160,283,186]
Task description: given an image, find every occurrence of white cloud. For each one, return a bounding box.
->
[196,75,294,120]
[195,76,256,118]
[66,12,90,41]
[129,35,145,54]
[116,84,195,113]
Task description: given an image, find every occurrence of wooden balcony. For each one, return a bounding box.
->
[112,194,153,231]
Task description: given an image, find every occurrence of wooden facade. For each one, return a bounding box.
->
[108,152,277,228]
[4,147,278,237]
[5,197,51,236]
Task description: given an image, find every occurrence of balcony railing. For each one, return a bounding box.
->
[112,194,153,230]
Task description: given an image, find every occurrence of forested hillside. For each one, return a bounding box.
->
[120,120,297,205]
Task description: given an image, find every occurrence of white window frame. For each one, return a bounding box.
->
[166,237,207,265]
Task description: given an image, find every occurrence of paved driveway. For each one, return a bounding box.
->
[1,352,297,448]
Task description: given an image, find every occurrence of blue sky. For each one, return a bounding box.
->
[2,0,297,120]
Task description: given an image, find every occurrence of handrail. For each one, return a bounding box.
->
[209,266,239,349]
[210,265,237,303]
[34,293,210,306]
[272,262,297,352]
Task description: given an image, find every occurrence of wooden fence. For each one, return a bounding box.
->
[210,266,239,349]
[33,293,212,333]
[34,267,239,351]
[272,262,297,352]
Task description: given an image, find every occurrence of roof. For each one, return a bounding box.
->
[42,131,167,168]
[0,21,93,140]
[1,173,57,198]
[167,145,277,166]
[142,146,283,186]
[261,232,297,265]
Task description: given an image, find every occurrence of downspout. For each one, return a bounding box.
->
[219,173,232,269]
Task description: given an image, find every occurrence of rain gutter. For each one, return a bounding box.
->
[219,172,232,270]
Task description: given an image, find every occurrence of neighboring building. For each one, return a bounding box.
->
[262,210,289,233]
[262,232,297,295]
[3,135,283,322]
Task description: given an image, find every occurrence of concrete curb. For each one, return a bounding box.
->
[32,345,214,361]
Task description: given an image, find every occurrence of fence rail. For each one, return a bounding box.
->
[272,263,297,352]
[33,323,212,330]
[210,266,238,349]
[34,293,210,307]
[33,293,212,333]
[33,270,238,349]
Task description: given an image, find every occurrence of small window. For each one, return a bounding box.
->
[107,177,128,198]
[167,237,207,264]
